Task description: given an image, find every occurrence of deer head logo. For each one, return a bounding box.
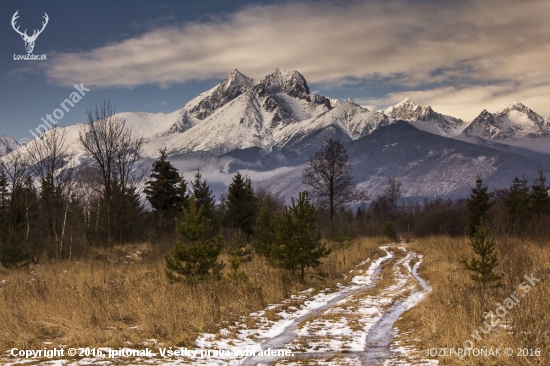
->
[11,10,49,54]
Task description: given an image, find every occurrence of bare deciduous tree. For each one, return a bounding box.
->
[79,100,143,243]
[384,177,403,217]
[302,138,367,230]
[26,127,77,256]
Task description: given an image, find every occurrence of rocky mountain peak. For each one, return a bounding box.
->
[340,98,366,111]
[186,69,254,121]
[222,69,254,91]
[382,98,465,136]
[395,98,419,109]
[384,98,432,120]
[0,135,18,156]
[259,68,310,98]
[463,103,550,140]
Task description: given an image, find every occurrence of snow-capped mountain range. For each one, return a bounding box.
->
[3,68,549,160]
[462,102,550,140]
[383,98,466,136]
[2,68,549,198]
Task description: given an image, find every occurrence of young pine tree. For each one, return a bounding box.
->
[529,169,550,216]
[252,206,278,258]
[228,232,254,281]
[225,172,258,236]
[271,191,331,281]
[465,176,494,236]
[165,198,225,283]
[461,218,503,288]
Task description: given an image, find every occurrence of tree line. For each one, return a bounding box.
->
[1,100,549,281]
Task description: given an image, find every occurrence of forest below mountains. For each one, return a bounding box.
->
[0,101,549,269]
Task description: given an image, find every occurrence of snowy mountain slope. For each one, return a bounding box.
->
[160,68,335,158]
[161,69,254,137]
[276,99,390,144]
[259,121,550,200]
[0,136,18,156]
[383,98,466,137]
[462,102,550,140]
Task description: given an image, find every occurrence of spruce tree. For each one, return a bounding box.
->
[505,175,530,233]
[271,192,331,280]
[465,176,493,236]
[461,219,503,288]
[192,169,216,230]
[529,169,550,216]
[165,198,225,282]
[225,172,258,236]
[144,148,188,212]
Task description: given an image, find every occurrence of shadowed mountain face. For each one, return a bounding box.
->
[4,68,550,201]
[258,121,550,200]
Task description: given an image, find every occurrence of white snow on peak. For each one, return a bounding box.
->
[382,98,465,137]
[0,135,18,156]
[328,97,341,108]
[464,102,550,141]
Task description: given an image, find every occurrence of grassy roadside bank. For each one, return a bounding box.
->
[396,236,549,365]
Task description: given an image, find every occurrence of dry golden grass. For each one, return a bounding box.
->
[397,235,550,365]
[0,237,384,351]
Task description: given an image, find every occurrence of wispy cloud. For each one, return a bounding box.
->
[40,0,550,119]
[361,80,550,121]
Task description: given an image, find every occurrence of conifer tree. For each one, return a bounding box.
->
[165,198,224,282]
[227,232,254,281]
[252,206,277,258]
[192,169,216,230]
[505,175,530,232]
[144,148,188,212]
[271,191,331,280]
[383,221,398,241]
[225,172,258,236]
[461,219,503,288]
[0,173,33,268]
[529,169,550,216]
[465,176,493,236]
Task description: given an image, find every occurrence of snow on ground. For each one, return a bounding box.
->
[2,245,438,365]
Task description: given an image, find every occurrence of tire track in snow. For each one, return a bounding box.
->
[361,252,431,365]
[272,247,432,365]
[240,248,395,366]
[242,246,432,365]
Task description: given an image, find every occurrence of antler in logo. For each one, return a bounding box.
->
[11,10,49,54]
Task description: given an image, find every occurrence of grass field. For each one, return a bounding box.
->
[1,235,547,366]
[0,238,383,352]
[396,236,550,365]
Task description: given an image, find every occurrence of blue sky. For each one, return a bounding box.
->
[2,0,550,142]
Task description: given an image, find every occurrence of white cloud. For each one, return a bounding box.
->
[43,0,550,86]
[39,0,550,120]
